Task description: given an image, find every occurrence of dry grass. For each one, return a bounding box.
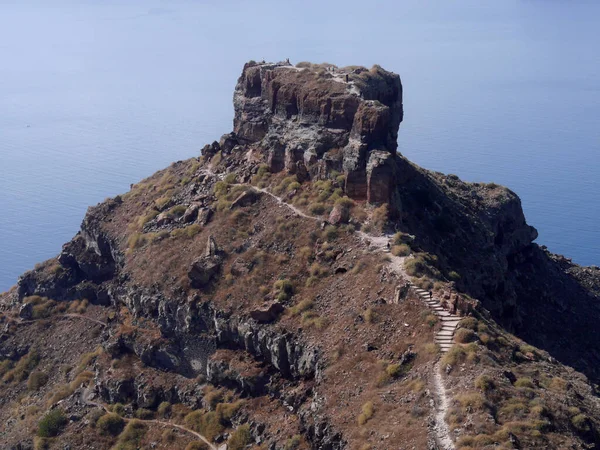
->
[357,401,375,426]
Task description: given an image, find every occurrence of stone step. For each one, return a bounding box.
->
[437,330,454,336]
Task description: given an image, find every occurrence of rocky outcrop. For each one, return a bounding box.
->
[188,236,223,288]
[233,61,403,205]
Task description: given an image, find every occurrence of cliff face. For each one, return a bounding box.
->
[233,61,403,205]
[1,60,600,450]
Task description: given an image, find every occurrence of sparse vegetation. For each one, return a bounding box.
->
[113,419,147,450]
[391,244,411,257]
[357,401,375,426]
[96,412,125,436]
[2,349,39,383]
[455,328,477,343]
[157,401,171,418]
[27,370,48,391]
[228,424,251,450]
[37,409,67,437]
[274,279,294,302]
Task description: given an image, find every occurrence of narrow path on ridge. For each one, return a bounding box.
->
[205,169,457,449]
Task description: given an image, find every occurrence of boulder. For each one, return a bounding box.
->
[250,302,285,323]
[181,204,200,224]
[197,208,213,225]
[328,203,350,225]
[230,189,261,209]
[156,212,172,227]
[188,256,221,288]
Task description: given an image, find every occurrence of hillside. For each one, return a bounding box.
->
[1,60,600,450]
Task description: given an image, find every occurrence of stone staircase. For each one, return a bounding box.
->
[410,284,461,353]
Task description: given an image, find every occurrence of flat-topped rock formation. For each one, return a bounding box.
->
[233,61,403,204]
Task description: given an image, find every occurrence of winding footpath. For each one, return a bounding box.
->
[81,387,217,450]
[202,171,457,448]
[252,186,458,450]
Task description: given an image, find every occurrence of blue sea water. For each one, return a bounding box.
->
[1,0,599,291]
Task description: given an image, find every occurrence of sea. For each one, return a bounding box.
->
[1,0,599,291]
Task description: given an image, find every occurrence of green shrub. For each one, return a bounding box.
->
[514,377,535,389]
[455,328,476,343]
[114,420,147,450]
[109,403,125,416]
[274,279,294,302]
[157,401,171,418]
[96,412,125,436]
[459,317,478,330]
[224,173,237,184]
[215,401,243,422]
[228,424,251,450]
[324,225,338,241]
[184,410,224,442]
[308,202,326,215]
[38,409,67,437]
[448,270,461,281]
[288,299,314,317]
[404,254,441,279]
[474,375,495,392]
[425,314,438,328]
[301,311,328,329]
[571,414,591,432]
[134,408,154,419]
[27,371,48,391]
[167,204,187,218]
[456,393,486,410]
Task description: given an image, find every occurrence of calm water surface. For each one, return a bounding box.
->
[1,0,599,290]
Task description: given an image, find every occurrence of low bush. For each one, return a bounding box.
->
[357,401,375,426]
[323,225,338,241]
[134,408,154,419]
[96,413,125,436]
[114,420,147,450]
[308,202,326,215]
[162,429,176,443]
[3,349,39,383]
[474,375,495,392]
[301,311,327,329]
[184,410,224,442]
[514,377,535,389]
[38,409,67,437]
[391,244,411,257]
[455,328,477,344]
[288,299,314,317]
[274,279,294,302]
[456,393,486,410]
[27,371,48,391]
[157,401,171,418]
[228,424,251,450]
[364,308,376,324]
[571,414,591,432]
[459,317,478,330]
